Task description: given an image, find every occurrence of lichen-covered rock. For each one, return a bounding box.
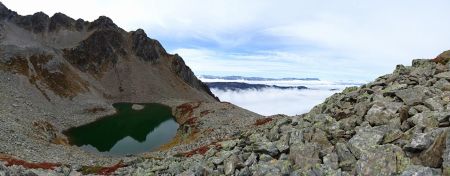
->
[348,127,384,159]
[435,71,450,80]
[400,165,438,176]
[424,97,444,112]
[443,129,450,175]
[403,133,433,152]
[395,86,429,106]
[245,141,279,157]
[383,129,404,144]
[289,143,321,170]
[365,102,399,126]
[411,128,448,168]
[355,144,410,176]
[335,142,357,171]
[224,155,243,175]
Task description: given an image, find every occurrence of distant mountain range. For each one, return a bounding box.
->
[206,82,308,91]
[199,75,320,81]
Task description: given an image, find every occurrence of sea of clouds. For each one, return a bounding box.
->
[201,78,363,116]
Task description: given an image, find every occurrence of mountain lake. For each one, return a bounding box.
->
[64,103,179,156]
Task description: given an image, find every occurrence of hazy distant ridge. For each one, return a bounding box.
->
[206,82,308,91]
[200,75,320,81]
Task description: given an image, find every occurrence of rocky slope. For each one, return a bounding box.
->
[0,1,228,170]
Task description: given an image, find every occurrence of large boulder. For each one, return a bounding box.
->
[288,143,322,170]
[348,127,384,159]
[355,144,410,176]
[365,101,402,126]
[395,86,429,106]
[335,142,357,171]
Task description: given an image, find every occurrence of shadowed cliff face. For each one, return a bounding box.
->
[0,2,217,102]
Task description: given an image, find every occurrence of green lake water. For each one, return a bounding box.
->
[64,103,179,156]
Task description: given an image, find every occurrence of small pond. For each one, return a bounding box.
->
[64,103,179,156]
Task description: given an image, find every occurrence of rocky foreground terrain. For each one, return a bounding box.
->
[2,1,450,176]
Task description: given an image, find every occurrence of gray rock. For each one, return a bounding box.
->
[275,133,290,153]
[279,153,288,160]
[365,102,397,126]
[259,154,273,162]
[244,153,257,166]
[335,142,357,171]
[247,142,279,157]
[217,165,225,174]
[435,71,450,80]
[348,127,384,159]
[407,112,439,130]
[220,140,238,151]
[400,165,436,176]
[276,117,291,127]
[237,167,251,176]
[250,163,281,176]
[272,160,293,175]
[443,129,450,176]
[289,130,304,145]
[424,98,444,112]
[224,155,243,175]
[403,133,433,152]
[408,128,447,168]
[383,129,404,144]
[178,170,196,176]
[267,126,280,141]
[288,143,321,170]
[322,152,339,170]
[356,144,410,176]
[395,86,429,105]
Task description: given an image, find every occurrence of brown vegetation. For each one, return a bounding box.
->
[79,161,126,175]
[175,102,201,123]
[254,118,273,126]
[0,154,60,170]
[177,142,222,157]
[85,107,107,113]
[432,51,450,64]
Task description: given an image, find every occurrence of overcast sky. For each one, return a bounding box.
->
[4,0,450,81]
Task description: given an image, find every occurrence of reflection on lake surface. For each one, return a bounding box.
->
[64,103,178,156]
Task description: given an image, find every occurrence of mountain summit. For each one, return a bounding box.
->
[0,2,216,104]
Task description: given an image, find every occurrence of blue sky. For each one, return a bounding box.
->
[4,0,450,81]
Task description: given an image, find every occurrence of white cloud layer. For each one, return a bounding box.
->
[4,0,450,80]
[204,79,362,116]
[211,88,339,116]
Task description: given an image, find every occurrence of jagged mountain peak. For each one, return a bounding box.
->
[0,2,16,18]
[88,15,118,30]
[0,2,217,103]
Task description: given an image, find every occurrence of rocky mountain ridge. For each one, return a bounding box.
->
[0,2,216,103]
